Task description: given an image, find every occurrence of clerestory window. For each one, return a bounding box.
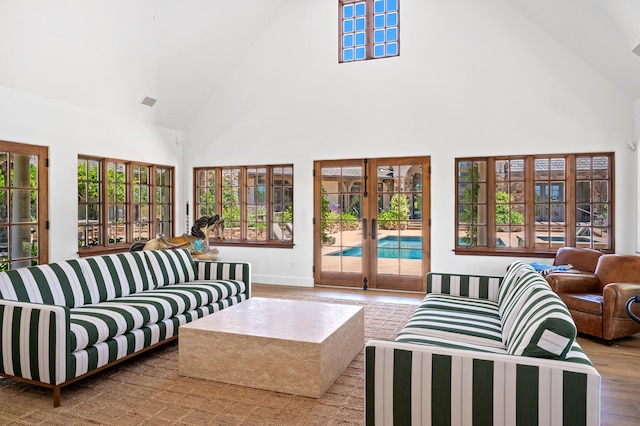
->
[339,0,400,62]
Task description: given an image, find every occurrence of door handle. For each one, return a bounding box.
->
[362,218,367,240]
[372,219,377,240]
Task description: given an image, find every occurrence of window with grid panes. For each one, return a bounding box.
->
[78,156,174,253]
[133,165,151,242]
[107,160,128,245]
[155,167,173,237]
[455,153,614,256]
[339,0,399,62]
[194,165,293,246]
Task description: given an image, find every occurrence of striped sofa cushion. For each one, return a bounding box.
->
[427,273,502,301]
[196,260,251,298]
[68,280,245,351]
[499,269,544,344]
[396,294,505,351]
[504,282,577,359]
[0,259,97,307]
[68,294,247,378]
[84,251,154,302]
[394,332,508,354]
[497,260,536,308]
[143,249,196,287]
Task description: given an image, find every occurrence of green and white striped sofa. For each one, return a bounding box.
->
[365,261,601,425]
[0,248,250,406]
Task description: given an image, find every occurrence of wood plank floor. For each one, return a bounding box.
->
[254,283,640,426]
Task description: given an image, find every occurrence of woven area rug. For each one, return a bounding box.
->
[0,295,418,425]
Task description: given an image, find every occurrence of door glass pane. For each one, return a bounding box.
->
[320,166,363,273]
[2,153,40,269]
[377,163,422,277]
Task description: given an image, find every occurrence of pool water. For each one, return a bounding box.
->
[330,236,422,259]
[458,238,506,247]
[537,236,591,243]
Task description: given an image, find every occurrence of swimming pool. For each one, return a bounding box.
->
[537,236,591,243]
[329,236,422,259]
[458,238,506,247]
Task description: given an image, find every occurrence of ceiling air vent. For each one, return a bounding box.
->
[633,43,640,58]
[140,96,158,107]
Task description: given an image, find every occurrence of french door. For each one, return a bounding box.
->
[0,141,49,270]
[313,156,430,292]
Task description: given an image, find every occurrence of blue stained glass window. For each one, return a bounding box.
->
[355,17,365,31]
[355,46,366,60]
[355,2,366,16]
[374,44,385,57]
[355,32,366,46]
[387,12,397,26]
[374,29,385,43]
[343,48,354,61]
[386,27,397,42]
[343,4,354,18]
[344,34,354,47]
[387,42,398,55]
[344,19,354,33]
[386,0,397,11]
[374,0,384,13]
[374,14,385,28]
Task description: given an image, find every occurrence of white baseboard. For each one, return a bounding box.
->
[252,274,315,287]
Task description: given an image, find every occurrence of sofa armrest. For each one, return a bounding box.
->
[545,272,599,293]
[603,282,640,319]
[365,339,600,426]
[194,260,252,298]
[0,300,70,385]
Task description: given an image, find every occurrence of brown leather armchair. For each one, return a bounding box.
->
[546,254,640,343]
[552,247,603,273]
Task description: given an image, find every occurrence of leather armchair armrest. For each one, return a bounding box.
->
[602,283,640,319]
[545,272,599,293]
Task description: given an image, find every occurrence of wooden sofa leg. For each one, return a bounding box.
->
[53,386,61,407]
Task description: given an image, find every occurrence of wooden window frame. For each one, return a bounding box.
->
[338,0,400,63]
[193,165,294,248]
[78,155,174,256]
[455,153,615,258]
[0,140,49,268]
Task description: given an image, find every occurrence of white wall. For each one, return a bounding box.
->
[183,0,636,286]
[0,86,184,262]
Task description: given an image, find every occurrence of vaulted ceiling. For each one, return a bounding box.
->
[0,0,286,131]
[505,0,640,100]
[0,0,638,132]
